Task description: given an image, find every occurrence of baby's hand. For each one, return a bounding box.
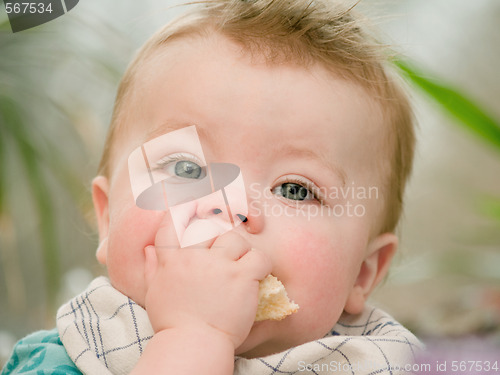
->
[143,215,271,349]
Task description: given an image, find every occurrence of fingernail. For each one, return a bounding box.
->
[144,245,154,257]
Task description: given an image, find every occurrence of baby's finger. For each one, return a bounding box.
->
[210,231,251,261]
[153,213,183,268]
[179,217,226,249]
[167,200,197,243]
[239,248,272,281]
[143,245,157,287]
[156,210,215,256]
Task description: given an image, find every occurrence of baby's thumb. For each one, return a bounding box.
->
[143,245,157,287]
[154,212,182,251]
[143,213,181,288]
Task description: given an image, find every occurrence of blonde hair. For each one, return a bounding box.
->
[98,0,415,233]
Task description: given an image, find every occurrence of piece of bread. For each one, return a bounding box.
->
[255,275,299,321]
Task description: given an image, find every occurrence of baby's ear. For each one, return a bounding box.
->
[92,176,110,265]
[344,233,398,315]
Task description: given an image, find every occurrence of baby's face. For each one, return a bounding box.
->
[93,33,395,357]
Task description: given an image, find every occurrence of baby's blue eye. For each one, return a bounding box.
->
[274,182,313,201]
[155,153,206,182]
[174,160,202,179]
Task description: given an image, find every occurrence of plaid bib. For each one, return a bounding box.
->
[57,277,421,374]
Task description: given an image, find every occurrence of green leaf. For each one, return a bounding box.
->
[0,95,60,310]
[0,17,11,31]
[0,113,5,215]
[479,196,500,224]
[395,59,500,152]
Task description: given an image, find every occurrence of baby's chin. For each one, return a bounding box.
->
[236,305,347,358]
[235,318,297,359]
[235,322,274,358]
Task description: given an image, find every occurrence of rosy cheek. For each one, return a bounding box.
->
[276,227,348,328]
[280,229,337,281]
[106,207,163,304]
[110,206,160,247]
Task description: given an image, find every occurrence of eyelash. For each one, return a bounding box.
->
[154,153,203,171]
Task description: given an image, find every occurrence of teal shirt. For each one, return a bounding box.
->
[1,329,81,375]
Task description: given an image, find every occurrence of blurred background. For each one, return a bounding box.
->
[1,0,499,367]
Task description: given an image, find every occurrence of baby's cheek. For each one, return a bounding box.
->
[277,229,348,329]
[280,229,337,281]
[106,207,162,305]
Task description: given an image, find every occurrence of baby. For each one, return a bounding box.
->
[2,0,421,374]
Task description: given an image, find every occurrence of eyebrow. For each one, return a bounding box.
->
[275,144,347,187]
[145,120,216,150]
[144,120,193,142]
